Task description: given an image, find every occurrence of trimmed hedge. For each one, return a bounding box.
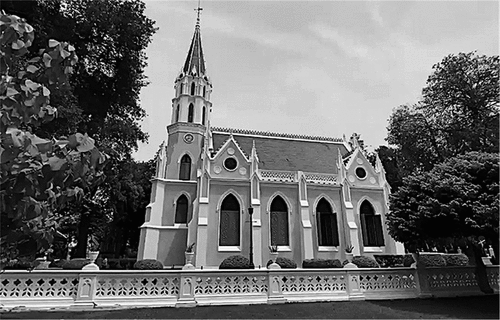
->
[302,259,342,268]
[219,255,252,269]
[403,254,415,267]
[266,257,297,269]
[3,260,35,270]
[373,255,404,268]
[49,259,67,268]
[418,254,446,267]
[342,256,380,268]
[133,259,164,270]
[62,258,91,270]
[443,254,469,266]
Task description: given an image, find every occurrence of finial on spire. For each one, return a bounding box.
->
[195,0,203,27]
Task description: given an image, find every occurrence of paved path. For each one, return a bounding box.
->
[2,295,498,319]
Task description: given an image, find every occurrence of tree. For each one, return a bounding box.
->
[4,0,157,256]
[386,152,499,258]
[373,146,403,192]
[0,12,106,264]
[386,52,499,175]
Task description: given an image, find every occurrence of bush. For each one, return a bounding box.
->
[62,258,91,270]
[219,255,252,269]
[133,259,164,270]
[443,254,469,266]
[418,254,446,267]
[266,257,297,269]
[3,259,35,270]
[403,254,415,267]
[302,259,342,268]
[373,255,404,268]
[49,259,67,268]
[342,256,380,268]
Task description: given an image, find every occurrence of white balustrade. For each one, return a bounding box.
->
[0,266,498,310]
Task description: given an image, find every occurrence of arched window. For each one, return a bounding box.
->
[360,201,385,246]
[202,107,206,125]
[270,196,289,246]
[180,83,184,95]
[190,82,196,95]
[219,194,240,246]
[175,104,180,122]
[175,195,188,223]
[188,104,194,123]
[316,198,339,246]
[179,155,191,180]
[203,86,206,98]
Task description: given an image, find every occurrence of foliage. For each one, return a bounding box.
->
[48,259,66,268]
[342,256,380,268]
[386,52,499,175]
[403,254,415,267]
[268,245,278,253]
[443,254,469,266]
[266,257,297,269]
[373,146,404,192]
[62,258,90,269]
[302,258,342,268]
[186,242,195,253]
[373,255,405,268]
[345,245,354,253]
[133,259,163,270]
[219,255,252,269]
[418,254,446,267]
[387,152,499,254]
[3,0,157,258]
[2,258,35,270]
[0,12,106,265]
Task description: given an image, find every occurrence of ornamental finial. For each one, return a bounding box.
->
[195,0,203,27]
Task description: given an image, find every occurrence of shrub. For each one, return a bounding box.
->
[373,255,404,268]
[443,254,469,266]
[133,259,164,270]
[120,258,136,269]
[342,256,380,268]
[49,259,67,268]
[302,259,342,268]
[266,257,297,269]
[403,254,415,267]
[418,254,446,267]
[3,259,35,270]
[62,258,91,270]
[219,255,252,269]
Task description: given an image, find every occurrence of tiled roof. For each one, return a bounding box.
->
[183,25,206,75]
[212,128,349,173]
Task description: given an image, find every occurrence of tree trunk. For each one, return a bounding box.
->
[74,212,90,258]
[468,241,493,294]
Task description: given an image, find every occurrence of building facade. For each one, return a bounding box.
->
[137,17,404,268]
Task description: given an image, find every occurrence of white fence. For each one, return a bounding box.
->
[0,266,498,310]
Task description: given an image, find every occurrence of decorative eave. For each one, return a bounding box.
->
[211,127,343,143]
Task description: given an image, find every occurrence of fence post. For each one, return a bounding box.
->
[267,270,285,304]
[415,265,432,298]
[72,272,97,309]
[176,271,196,307]
[345,269,364,300]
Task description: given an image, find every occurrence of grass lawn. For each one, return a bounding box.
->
[2,295,498,319]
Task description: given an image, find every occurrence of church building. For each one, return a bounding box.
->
[137,13,404,268]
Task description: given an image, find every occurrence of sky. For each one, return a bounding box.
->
[133,0,499,161]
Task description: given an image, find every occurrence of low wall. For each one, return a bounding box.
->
[0,266,498,310]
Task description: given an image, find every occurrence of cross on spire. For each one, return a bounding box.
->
[195,0,203,26]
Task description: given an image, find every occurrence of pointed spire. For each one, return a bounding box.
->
[183,1,206,76]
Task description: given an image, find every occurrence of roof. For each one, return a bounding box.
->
[183,25,206,75]
[212,128,349,173]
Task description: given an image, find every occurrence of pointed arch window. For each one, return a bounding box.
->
[219,194,240,246]
[203,86,206,98]
[180,83,184,95]
[175,104,180,122]
[202,107,206,125]
[316,198,339,246]
[188,104,194,123]
[270,196,289,246]
[190,82,196,95]
[179,155,191,180]
[175,195,189,223]
[360,201,385,246]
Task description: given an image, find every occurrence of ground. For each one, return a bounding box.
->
[1,295,498,319]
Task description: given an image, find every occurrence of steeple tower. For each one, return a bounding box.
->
[165,3,212,181]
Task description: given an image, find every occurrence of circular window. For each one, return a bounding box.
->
[224,157,238,171]
[355,167,367,179]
